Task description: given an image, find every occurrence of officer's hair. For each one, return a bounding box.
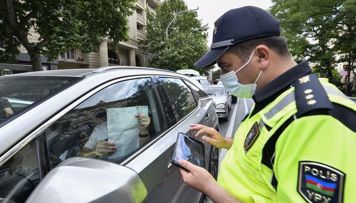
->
[227,36,290,63]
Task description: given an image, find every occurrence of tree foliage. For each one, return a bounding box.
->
[270,0,356,93]
[0,0,135,71]
[143,0,208,73]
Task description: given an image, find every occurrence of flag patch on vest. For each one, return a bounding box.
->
[244,122,260,151]
[298,161,345,203]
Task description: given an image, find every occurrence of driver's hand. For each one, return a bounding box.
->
[95,141,117,155]
[4,107,13,117]
[136,114,150,135]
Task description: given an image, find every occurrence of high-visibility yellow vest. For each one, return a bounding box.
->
[218,75,356,203]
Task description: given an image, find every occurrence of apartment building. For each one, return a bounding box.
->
[59,0,158,69]
[0,0,158,74]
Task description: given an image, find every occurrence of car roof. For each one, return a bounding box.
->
[2,66,176,78]
[2,66,204,92]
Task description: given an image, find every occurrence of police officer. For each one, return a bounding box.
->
[178,6,356,203]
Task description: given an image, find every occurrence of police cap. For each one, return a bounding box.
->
[194,6,281,68]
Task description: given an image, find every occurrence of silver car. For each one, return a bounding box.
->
[191,76,211,87]
[204,85,232,120]
[0,67,219,203]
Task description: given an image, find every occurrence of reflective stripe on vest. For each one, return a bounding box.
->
[263,84,349,121]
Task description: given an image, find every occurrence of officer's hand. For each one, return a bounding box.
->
[178,159,216,194]
[95,141,117,155]
[179,159,242,203]
[190,124,231,149]
[136,114,150,135]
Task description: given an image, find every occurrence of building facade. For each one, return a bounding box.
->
[0,0,158,74]
[58,0,158,69]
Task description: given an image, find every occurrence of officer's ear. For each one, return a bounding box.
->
[255,45,269,71]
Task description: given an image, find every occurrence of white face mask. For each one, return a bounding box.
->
[220,49,262,98]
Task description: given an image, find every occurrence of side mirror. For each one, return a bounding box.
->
[26,158,147,203]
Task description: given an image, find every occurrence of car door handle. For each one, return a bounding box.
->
[205,113,210,120]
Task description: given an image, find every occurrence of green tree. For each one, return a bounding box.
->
[143,0,208,73]
[0,0,135,71]
[270,0,356,94]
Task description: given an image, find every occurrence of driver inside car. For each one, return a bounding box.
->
[80,110,151,160]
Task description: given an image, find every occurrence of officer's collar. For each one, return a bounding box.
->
[253,61,312,103]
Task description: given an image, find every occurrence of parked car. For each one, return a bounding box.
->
[176,69,200,77]
[204,85,232,120]
[0,67,219,203]
[176,70,210,89]
[191,76,211,87]
[215,81,237,103]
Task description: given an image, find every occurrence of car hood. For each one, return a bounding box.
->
[210,96,226,104]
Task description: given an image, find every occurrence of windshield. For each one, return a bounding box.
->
[204,86,227,96]
[0,76,81,124]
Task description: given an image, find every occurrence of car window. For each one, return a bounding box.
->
[185,80,208,98]
[0,76,81,125]
[41,78,162,167]
[0,140,40,203]
[157,78,197,124]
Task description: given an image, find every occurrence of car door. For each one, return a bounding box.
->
[126,76,218,203]
[0,139,42,203]
[10,76,163,202]
[0,74,217,203]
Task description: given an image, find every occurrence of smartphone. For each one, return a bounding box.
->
[171,132,205,172]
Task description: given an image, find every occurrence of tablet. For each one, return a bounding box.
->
[171,132,205,171]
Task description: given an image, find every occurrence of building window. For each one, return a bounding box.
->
[136,7,144,15]
[108,49,120,65]
[60,49,75,60]
[137,23,144,31]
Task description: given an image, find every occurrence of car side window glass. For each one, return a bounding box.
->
[185,80,208,99]
[158,78,197,123]
[43,78,162,167]
[0,140,40,203]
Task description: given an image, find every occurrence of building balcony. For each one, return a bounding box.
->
[136,0,145,9]
[137,29,146,40]
[136,13,146,25]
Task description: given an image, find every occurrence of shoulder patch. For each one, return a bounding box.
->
[244,122,260,151]
[298,161,345,203]
[293,74,333,117]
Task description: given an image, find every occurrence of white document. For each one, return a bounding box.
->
[106,106,148,159]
